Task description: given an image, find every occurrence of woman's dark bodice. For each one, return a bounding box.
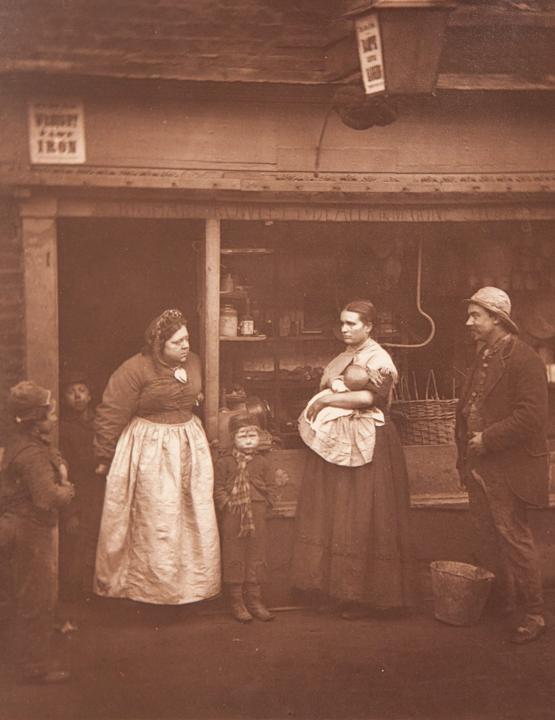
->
[94,351,203,462]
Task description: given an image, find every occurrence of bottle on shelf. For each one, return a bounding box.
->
[221,273,234,293]
[279,313,291,337]
[251,300,261,334]
[239,298,255,337]
[264,310,274,337]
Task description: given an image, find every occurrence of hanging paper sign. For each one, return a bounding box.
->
[28,99,86,164]
[355,12,386,96]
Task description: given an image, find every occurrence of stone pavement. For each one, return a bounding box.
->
[2,592,555,720]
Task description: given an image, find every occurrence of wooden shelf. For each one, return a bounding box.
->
[219,335,267,342]
[220,290,249,300]
[268,335,337,343]
[219,335,337,343]
[221,248,274,255]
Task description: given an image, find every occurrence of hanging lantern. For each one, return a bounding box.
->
[341,0,457,95]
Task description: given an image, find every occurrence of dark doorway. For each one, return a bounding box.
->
[58,218,203,401]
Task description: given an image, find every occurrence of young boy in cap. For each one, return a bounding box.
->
[59,369,102,599]
[214,414,280,623]
[0,381,75,683]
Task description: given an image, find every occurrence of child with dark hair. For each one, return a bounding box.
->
[59,369,103,599]
[214,414,282,623]
[0,381,74,683]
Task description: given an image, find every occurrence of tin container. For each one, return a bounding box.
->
[239,318,255,336]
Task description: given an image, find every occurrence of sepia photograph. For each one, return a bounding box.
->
[0,1,555,718]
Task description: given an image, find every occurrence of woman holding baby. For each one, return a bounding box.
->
[290,299,414,619]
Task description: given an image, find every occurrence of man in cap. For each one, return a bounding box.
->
[456,287,549,643]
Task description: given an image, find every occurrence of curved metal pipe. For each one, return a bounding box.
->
[382,236,436,349]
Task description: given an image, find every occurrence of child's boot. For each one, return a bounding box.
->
[228,584,253,623]
[245,582,275,622]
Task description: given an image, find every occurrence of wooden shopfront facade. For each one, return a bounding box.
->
[1,2,555,598]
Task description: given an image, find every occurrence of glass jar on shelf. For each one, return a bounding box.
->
[219,304,238,337]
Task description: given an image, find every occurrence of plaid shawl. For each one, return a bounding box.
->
[229,448,256,537]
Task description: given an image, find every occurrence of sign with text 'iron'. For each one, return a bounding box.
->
[28,99,86,164]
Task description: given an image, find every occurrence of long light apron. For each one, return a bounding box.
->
[94,415,221,604]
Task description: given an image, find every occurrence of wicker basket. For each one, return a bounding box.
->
[392,371,458,446]
[392,398,458,445]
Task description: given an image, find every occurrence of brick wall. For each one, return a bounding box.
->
[0,200,24,446]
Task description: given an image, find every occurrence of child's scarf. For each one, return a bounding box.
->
[229,448,256,537]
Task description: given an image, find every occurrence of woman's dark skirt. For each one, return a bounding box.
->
[290,421,414,608]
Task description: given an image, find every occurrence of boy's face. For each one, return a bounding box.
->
[233,426,260,454]
[63,382,91,413]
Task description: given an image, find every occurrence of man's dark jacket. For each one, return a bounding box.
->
[456,335,549,507]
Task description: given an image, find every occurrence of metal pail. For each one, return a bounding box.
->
[430,561,495,626]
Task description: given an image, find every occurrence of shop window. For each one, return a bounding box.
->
[218,220,555,448]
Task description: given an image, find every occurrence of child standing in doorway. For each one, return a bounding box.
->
[59,370,104,598]
[214,414,282,623]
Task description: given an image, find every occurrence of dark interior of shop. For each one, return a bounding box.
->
[58,218,555,443]
[58,218,202,402]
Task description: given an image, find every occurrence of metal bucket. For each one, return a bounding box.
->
[430,561,495,626]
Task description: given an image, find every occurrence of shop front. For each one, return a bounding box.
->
[1,76,555,601]
[15,192,555,489]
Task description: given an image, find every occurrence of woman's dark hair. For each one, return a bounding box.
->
[144,309,187,358]
[342,299,377,326]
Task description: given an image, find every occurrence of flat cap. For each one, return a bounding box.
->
[8,381,52,422]
[228,413,260,437]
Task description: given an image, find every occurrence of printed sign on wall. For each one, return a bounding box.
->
[355,12,386,96]
[28,99,86,164]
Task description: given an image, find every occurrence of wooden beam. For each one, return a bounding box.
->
[203,219,220,442]
[438,72,555,91]
[448,7,555,28]
[55,197,555,223]
[5,167,555,199]
[20,208,59,413]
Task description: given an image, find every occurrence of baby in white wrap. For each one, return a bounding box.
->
[298,362,392,467]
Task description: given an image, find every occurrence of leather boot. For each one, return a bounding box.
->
[228,584,253,623]
[245,582,275,622]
